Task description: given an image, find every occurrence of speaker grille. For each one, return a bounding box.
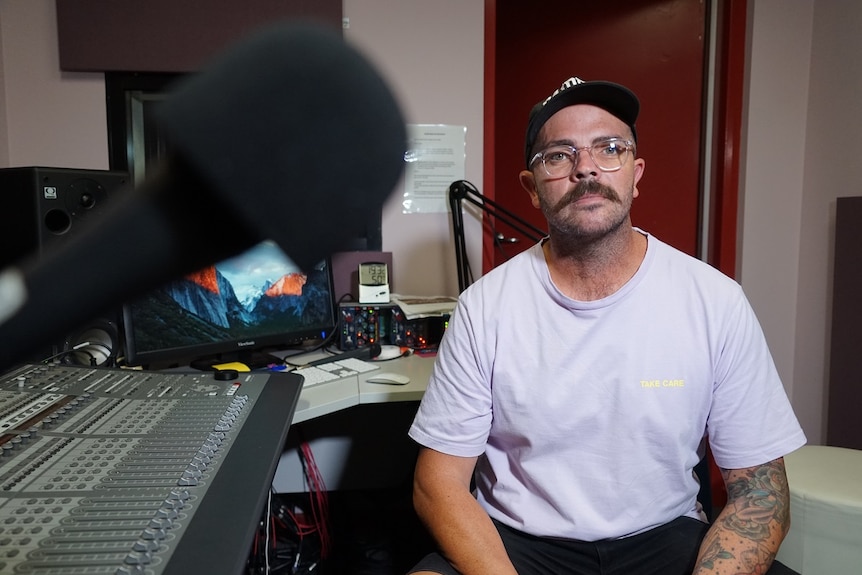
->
[0,167,129,268]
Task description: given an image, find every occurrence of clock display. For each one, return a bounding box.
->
[359,262,388,286]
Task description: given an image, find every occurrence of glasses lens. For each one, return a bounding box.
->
[540,146,576,177]
[592,140,629,171]
[537,140,632,177]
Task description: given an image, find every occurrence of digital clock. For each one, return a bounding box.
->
[358,262,390,303]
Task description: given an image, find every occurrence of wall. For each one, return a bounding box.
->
[342,0,484,297]
[0,0,484,297]
[0,9,8,164]
[741,0,857,444]
[740,3,812,433]
[799,0,862,443]
[1,0,856,445]
[0,1,107,169]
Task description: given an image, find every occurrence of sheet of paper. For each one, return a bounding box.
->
[390,293,457,319]
[403,124,467,213]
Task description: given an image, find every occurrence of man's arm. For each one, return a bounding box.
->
[412,446,518,575]
[693,457,792,574]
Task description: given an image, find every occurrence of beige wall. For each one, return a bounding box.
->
[741,0,857,444]
[0,1,108,169]
[741,3,813,434]
[1,0,855,445]
[343,0,484,297]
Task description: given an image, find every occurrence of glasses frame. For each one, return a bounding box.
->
[530,138,635,177]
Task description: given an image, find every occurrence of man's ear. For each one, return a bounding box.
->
[632,157,645,199]
[519,170,541,209]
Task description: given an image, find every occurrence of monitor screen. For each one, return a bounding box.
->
[121,241,336,369]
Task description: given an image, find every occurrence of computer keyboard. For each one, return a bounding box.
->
[293,357,379,387]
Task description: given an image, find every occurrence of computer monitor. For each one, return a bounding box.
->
[121,240,336,369]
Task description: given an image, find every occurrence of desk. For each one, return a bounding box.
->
[272,353,433,492]
[290,352,432,423]
[775,445,862,574]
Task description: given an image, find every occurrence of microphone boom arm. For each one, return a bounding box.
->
[448,180,546,293]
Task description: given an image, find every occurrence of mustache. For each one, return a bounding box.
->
[551,179,619,214]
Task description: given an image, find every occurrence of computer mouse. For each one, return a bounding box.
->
[365,372,410,385]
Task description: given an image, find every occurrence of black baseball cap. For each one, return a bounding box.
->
[524,76,639,168]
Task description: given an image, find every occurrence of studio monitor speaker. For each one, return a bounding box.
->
[0,166,130,366]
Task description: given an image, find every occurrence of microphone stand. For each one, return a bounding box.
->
[448,180,546,293]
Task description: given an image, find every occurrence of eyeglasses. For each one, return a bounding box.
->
[530,139,635,177]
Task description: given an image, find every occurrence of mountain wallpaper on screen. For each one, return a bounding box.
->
[127,263,332,353]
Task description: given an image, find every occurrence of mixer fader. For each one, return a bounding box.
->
[0,362,302,574]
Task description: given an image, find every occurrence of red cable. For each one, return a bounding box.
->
[299,439,332,558]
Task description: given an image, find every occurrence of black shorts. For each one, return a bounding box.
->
[408,516,799,575]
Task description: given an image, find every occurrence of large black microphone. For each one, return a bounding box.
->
[0,22,406,373]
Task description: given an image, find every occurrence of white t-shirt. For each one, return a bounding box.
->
[409,232,806,541]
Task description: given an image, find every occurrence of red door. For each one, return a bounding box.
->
[485,0,707,268]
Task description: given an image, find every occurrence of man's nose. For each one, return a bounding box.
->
[572,149,599,179]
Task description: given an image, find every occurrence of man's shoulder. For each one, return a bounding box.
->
[468,242,541,287]
[647,232,737,283]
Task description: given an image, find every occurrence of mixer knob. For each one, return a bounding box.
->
[123,550,153,565]
[181,468,202,479]
[132,539,160,552]
[163,498,186,511]
[155,508,179,521]
[169,489,191,501]
[148,517,173,530]
[140,527,167,541]
[203,438,220,449]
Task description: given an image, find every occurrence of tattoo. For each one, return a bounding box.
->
[698,538,734,570]
[695,459,789,573]
[721,459,789,540]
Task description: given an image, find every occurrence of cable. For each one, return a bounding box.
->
[297,429,332,560]
[40,341,97,365]
[264,488,273,573]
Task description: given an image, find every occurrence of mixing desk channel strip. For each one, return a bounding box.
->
[0,363,302,575]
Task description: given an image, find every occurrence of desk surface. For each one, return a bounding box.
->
[288,352,433,423]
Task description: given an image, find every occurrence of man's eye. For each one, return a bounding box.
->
[546,151,572,163]
[599,142,625,156]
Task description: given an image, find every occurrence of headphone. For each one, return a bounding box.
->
[60,317,120,367]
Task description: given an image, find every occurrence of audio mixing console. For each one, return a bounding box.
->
[0,362,302,574]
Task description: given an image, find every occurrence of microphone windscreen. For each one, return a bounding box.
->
[0,22,406,373]
[156,22,407,272]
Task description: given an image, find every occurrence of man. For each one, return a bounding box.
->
[407,76,806,575]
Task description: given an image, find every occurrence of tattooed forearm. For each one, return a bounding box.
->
[693,458,791,574]
[720,459,790,539]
